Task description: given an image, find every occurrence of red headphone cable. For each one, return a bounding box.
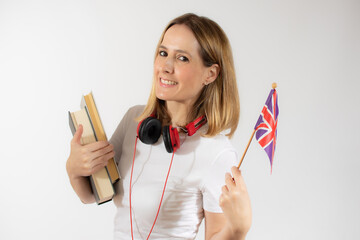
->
[129,136,175,240]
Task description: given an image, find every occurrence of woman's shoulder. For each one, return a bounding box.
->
[200,132,234,149]
[125,105,145,118]
[195,132,237,161]
[111,105,144,135]
[117,105,145,125]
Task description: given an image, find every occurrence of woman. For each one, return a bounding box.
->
[67,13,252,240]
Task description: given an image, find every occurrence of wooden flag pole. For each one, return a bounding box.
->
[237,82,278,169]
[237,129,256,168]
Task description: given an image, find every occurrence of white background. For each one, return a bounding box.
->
[0,0,359,239]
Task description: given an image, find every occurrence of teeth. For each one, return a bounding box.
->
[161,78,178,85]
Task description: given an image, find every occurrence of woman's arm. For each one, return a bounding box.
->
[205,167,252,240]
[204,212,246,240]
[66,124,115,204]
[66,171,95,204]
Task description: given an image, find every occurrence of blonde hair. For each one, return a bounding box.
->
[137,13,240,138]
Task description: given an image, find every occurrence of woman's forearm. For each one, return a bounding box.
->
[209,223,247,240]
[66,162,95,204]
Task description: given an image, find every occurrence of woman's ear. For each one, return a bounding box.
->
[203,64,220,85]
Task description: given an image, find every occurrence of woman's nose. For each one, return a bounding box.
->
[161,58,174,74]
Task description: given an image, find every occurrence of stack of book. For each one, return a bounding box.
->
[69,92,120,204]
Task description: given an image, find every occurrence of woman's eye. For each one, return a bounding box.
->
[178,56,189,62]
[159,50,167,57]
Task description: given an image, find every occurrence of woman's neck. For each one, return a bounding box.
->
[165,101,193,127]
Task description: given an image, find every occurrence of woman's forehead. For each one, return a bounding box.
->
[161,24,200,54]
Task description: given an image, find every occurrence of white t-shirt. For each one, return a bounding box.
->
[110,105,238,240]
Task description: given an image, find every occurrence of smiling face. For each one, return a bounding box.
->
[154,24,212,108]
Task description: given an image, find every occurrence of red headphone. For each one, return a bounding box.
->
[136,114,207,153]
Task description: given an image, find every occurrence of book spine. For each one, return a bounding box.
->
[68,111,76,135]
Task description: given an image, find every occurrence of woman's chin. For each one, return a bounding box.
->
[155,91,171,101]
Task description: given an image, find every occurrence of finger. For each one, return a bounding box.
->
[231,166,247,190]
[221,185,229,194]
[91,150,114,168]
[225,172,236,190]
[219,195,225,207]
[89,152,114,175]
[90,161,109,174]
[72,124,83,145]
[231,166,241,183]
[219,193,228,208]
[86,141,110,152]
[91,143,114,160]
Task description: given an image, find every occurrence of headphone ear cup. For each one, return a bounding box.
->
[163,126,180,153]
[138,117,162,144]
[162,126,173,153]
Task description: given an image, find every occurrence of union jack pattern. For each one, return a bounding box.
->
[254,89,279,172]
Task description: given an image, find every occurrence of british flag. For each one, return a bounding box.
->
[254,89,279,172]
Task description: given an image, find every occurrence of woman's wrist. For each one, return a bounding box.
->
[66,159,95,204]
[66,159,75,178]
[66,158,83,181]
[224,222,248,240]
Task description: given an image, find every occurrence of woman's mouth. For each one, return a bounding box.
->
[160,78,178,86]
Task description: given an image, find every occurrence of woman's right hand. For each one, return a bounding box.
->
[66,124,115,179]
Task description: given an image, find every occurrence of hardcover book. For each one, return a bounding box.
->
[68,92,119,204]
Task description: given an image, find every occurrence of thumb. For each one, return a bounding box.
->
[72,124,83,145]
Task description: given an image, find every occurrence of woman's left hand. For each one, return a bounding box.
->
[219,166,252,237]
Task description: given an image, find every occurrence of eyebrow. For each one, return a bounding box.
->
[159,45,192,57]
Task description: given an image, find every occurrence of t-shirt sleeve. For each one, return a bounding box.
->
[109,105,143,165]
[202,149,238,213]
